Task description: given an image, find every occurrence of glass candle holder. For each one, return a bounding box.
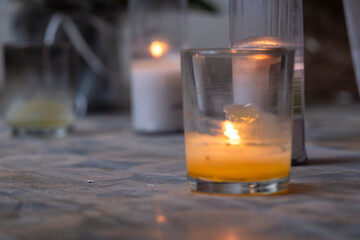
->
[229,0,307,165]
[182,48,295,194]
[130,0,187,133]
[3,43,75,138]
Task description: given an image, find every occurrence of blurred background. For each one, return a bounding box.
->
[0,0,359,114]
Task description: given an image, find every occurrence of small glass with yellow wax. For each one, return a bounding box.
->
[3,43,75,138]
[181,48,295,194]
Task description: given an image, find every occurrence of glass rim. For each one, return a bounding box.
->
[181,47,294,56]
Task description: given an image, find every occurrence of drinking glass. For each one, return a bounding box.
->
[182,48,295,194]
[3,43,75,137]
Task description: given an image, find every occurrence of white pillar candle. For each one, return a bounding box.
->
[232,54,283,109]
[131,57,183,133]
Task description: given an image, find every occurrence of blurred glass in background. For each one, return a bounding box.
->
[0,0,221,117]
[343,0,360,96]
[3,43,75,137]
[0,0,130,115]
[303,0,360,152]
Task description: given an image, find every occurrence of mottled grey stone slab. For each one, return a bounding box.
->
[0,110,359,240]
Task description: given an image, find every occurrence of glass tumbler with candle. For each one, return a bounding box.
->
[229,0,307,165]
[182,48,295,194]
[130,0,187,133]
[3,43,75,138]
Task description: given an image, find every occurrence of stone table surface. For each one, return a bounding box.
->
[0,106,360,240]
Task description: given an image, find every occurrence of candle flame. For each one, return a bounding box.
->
[252,54,270,60]
[223,121,241,145]
[156,214,166,224]
[149,41,168,58]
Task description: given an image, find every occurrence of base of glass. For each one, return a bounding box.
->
[12,126,69,138]
[188,176,289,195]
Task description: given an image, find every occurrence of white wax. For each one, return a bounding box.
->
[131,58,183,132]
[232,56,281,105]
[232,58,263,104]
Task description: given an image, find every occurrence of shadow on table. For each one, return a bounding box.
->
[286,183,319,195]
[310,141,360,152]
[71,128,128,137]
[306,157,360,166]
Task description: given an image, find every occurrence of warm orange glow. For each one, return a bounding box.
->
[252,54,270,60]
[226,231,238,240]
[156,214,166,224]
[149,41,168,58]
[186,132,291,182]
[223,121,241,145]
[251,39,282,47]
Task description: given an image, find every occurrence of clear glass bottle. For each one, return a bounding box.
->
[229,0,307,165]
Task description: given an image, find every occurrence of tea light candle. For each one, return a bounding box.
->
[131,41,182,132]
[186,106,291,182]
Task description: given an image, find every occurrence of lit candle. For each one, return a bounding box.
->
[185,105,291,182]
[131,41,183,133]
